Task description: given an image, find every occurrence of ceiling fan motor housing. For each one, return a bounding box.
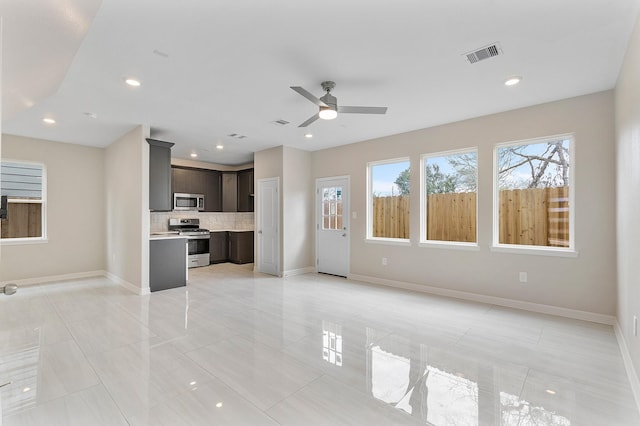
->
[320,92,337,111]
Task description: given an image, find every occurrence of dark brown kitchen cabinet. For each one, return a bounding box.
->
[171,167,189,194]
[237,169,254,212]
[222,172,238,212]
[171,166,222,212]
[148,139,174,211]
[209,231,229,264]
[201,170,222,212]
[229,231,254,264]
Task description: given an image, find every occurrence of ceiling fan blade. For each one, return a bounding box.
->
[299,113,320,127]
[338,106,388,114]
[291,86,328,107]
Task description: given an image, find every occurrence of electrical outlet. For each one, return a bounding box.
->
[519,272,527,283]
[634,316,638,337]
[382,257,388,266]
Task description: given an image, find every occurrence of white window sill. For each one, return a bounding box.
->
[419,241,480,251]
[491,244,578,258]
[0,238,48,246]
[365,237,411,247]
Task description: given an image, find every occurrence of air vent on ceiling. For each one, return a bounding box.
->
[464,43,502,64]
[227,133,247,139]
[271,119,290,126]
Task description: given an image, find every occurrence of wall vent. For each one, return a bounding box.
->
[464,43,502,64]
[271,119,290,126]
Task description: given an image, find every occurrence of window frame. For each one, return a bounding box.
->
[0,159,48,245]
[419,147,479,249]
[491,134,576,256]
[366,157,411,245]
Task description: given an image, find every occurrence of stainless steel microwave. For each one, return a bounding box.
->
[173,193,205,211]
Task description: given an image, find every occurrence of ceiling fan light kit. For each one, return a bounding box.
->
[290,81,387,127]
[319,106,337,120]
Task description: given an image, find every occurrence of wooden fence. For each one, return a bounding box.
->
[427,192,476,242]
[0,202,42,238]
[372,186,569,247]
[499,186,569,247]
[372,195,410,238]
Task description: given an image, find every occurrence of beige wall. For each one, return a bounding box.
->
[312,91,616,316]
[282,146,313,273]
[254,146,283,274]
[0,134,105,282]
[615,12,640,393]
[105,126,149,293]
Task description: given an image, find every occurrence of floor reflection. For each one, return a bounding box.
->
[364,328,572,425]
[0,328,40,416]
[322,321,343,366]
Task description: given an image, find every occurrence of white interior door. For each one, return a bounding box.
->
[317,177,349,277]
[257,177,279,276]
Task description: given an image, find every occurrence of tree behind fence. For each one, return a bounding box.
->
[372,187,569,246]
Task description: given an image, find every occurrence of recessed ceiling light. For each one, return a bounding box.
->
[23,387,31,393]
[545,389,556,395]
[304,133,313,138]
[124,78,141,87]
[504,76,522,86]
[42,118,56,124]
[189,381,197,386]
[216,143,224,150]
[190,153,198,158]
[216,402,223,408]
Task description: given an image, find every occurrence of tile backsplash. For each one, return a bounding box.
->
[151,212,254,233]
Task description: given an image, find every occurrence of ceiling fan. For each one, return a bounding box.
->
[290,81,388,127]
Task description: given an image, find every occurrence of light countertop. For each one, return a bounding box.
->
[149,229,253,239]
[149,232,187,240]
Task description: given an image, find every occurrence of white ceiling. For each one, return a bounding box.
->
[3,0,639,165]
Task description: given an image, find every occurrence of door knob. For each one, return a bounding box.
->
[342,233,347,237]
[1,284,17,295]
[258,230,262,234]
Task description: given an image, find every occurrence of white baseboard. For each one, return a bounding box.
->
[0,270,106,287]
[283,267,315,278]
[104,272,150,295]
[614,321,640,414]
[348,273,616,325]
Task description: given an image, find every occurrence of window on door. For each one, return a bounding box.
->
[367,158,410,242]
[322,186,343,230]
[0,161,46,242]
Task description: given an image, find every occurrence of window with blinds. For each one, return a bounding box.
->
[1,161,46,240]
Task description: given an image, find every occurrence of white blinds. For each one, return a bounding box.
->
[0,161,44,199]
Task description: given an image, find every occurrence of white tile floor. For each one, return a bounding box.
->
[1,264,638,425]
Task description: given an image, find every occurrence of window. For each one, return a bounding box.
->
[322,186,343,230]
[494,135,573,251]
[367,158,410,241]
[421,149,477,244]
[0,161,46,241]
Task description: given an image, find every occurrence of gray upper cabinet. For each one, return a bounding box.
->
[222,172,238,212]
[147,139,174,211]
